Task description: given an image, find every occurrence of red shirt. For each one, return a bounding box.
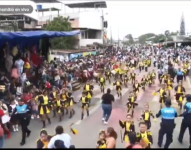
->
[31,53,39,67]
[113,65,119,69]
[46,82,51,89]
[22,93,33,104]
[0,109,4,117]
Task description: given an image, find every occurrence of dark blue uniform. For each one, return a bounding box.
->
[12,104,31,145]
[178,102,191,144]
[156,107,177,148]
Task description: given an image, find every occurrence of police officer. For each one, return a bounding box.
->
[156,99,178,148]
[176,68,184,83]
[178,94,191,148]
[12,98,31,146]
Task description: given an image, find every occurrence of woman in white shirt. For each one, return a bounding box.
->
[48,126,71,148]
[9,99,19,132]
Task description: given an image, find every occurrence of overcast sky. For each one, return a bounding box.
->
[1,1,191,40]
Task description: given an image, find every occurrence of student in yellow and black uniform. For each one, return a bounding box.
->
[126,91,138,116]
[113,79,122,97]
[96,130,107,149]
[183,62,189,80]
[36,91,51,128]
[83,81,94,104]
[151,70,156,84]
[66,90,75,118]
[174,81,185,110]
[137,121,153,148]
[140,104,155,129]
[43,90,52,109]
[61,90,69,116]
[174,81,185,102]
[144,60,148,72]
[147,58,151,67]
[166,74,173,90]
[105,70,111,84]
[36,129,53,148]
[160,73,168,84]
[133,80,141,94]
[56,94,64,122]
[119,68,124,81]
[138,61,143,73]
[130,70,136,84]
[154,84,167,109]
[119,114,135,142]
[78,91,89,120]
[99,75,106,93]
[49,87,58,118]
[141,75,147,91]
[146,73,152,87]
[125,65,130,75]
[123,74,129,88]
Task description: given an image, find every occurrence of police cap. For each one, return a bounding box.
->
[186,94,191,101]
[165,99,171,105]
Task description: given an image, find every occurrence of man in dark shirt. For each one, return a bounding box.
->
[101,88,114,124]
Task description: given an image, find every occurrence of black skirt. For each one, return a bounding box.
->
[10,114,18,124]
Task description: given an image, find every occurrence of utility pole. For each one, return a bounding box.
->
[110,26,113,44]
[102,9,105,46]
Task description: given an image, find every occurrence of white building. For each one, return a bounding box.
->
[0,0,39,31]
[37,1,108,48]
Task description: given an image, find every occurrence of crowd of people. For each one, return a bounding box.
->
[0,44,191,148]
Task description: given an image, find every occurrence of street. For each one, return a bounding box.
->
[4,67,191,148]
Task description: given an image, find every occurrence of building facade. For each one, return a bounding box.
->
[38,10,104,48]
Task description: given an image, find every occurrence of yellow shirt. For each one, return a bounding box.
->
[43,96,49,105]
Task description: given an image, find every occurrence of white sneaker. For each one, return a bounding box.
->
[102,118,105,121]
[13,128,16,132]
[16,125,19,131]
[37,115,39,119]
[104,121,108,125]
[31,115,34,119]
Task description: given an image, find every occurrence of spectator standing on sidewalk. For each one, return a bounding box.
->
[101,88,115,124]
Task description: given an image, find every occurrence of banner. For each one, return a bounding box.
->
[83,52,89,56]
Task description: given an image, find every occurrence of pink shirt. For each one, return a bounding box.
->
[11,68,20,79]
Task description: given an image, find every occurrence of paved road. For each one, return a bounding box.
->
[69,76,191,148]
[4,66,191,148]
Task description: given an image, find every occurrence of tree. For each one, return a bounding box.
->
[138,33,155,44]
[122,41,129,46]
[44,16,75,49]
[123,34,134,45]
[3,21,19,31]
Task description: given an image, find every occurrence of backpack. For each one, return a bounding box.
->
[0,125,4,137]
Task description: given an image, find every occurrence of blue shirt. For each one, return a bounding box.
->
[177,71,184,76]
[183,102,191,117]
[161,107,177,119]
[16,104,28,114]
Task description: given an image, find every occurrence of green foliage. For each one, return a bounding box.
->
[123,34,134,45]
[138,33,155,44]
[138,32,177,44]
[3,22,19,31]
[44,16,74,49]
